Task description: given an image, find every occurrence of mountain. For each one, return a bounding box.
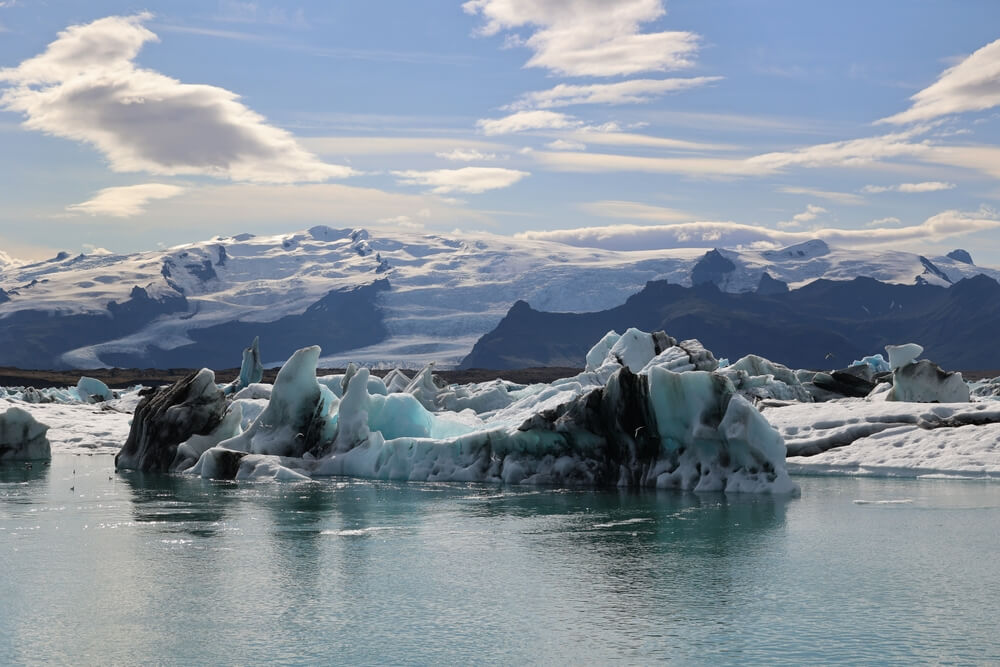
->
[0,226,995,369]
[460,275,1000,370]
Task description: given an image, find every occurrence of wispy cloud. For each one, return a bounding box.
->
[477,110,582,135]
[157,23,477,65]
[866,216,901,227]
[0,14,352,183]
[120,183,496,230]
[463,0,701,77]
[579,200,692,222]
[392,167,529,194]
[213,1,308,27]
[776,204,826,229]
[546,139,586,151]
[302,136,508,157]
[862,181,956,193]
[532,129,935,177]
[517,207,1000,250]
[778,186,865,205]
[505,77,721,110]
[435,148,497,162]
[67,183,186,217]
[880,38,1000,124]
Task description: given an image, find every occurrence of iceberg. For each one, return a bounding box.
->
[883,343,969,403]
[0,406,51,461]
[75,376,112,403]
[224,336,264,395]
[115,369,227,472]
[110,328,799,493]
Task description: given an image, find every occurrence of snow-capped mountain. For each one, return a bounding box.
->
[0,226,994,369]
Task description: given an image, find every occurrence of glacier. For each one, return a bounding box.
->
[1,227,998,370]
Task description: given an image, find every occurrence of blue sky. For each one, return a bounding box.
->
[3,1,1000,263]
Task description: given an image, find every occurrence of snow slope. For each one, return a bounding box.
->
[0,228,995,369]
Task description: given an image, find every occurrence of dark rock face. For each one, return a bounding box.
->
[103,280,390,368]
[947,249,974,265]
[756,272,789,295]
[461,275,1000,371]
[115,369,226,472]
[0,285,188,368]
[691,249,736,287]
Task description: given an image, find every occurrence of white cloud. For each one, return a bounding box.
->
[130,182,495,231]
[745,129,930,170]
[516,207,1000,251]
[579,200,692,222]
[506,77,721,110]
[533,129,934,177]
[477,110,581,135]
[777,186,865,205]
[303,136,508,156]
[66,183,186,217]
[863,181,956,193]
[776,204,826,229]
[0,14,351,183]
[565,129,735,151]
[377,214,425,230]
[392,167,529,194]
[866,216,901,227]
[463,0,700,77]
[82,244,113,255]
[880,38,1000,124]
[546,139,587,151]
[435,148,497,162]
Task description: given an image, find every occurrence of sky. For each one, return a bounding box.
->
[3,1,1000,263]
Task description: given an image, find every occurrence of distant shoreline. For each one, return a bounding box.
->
[0,366,584,389]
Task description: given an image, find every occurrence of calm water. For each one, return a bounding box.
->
[1,455,998,666]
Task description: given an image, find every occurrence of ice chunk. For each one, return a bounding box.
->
[887,360,970,403]
[851,354,891,374]
[640,339,718,375]
[237,336,264,389]
[214,346,329,458]
[223,337,265,395]
[173,402,244,472]
[717,354,812,403]
[115,369,227,472]
[0,406,51,461]
[886,343,923,371]
[76,376,112,403]
[585,331,621,372]
[382,368,412,393]
[608,328,657,372]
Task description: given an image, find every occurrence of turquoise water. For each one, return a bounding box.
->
[1,455,998,665]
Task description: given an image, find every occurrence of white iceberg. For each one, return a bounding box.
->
[166,329,798,494]
[0,406,51,461]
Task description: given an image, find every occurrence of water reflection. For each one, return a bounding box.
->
[118,469,237,537]
[0,461,50,485]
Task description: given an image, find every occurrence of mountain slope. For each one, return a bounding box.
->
[0,227,995,369]
[460,276,1000,370]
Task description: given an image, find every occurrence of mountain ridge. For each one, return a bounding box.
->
[0,226,995,369]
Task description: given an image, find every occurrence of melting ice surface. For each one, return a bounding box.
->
[2,456,999,665]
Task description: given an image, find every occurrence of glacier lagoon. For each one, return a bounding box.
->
[2,454,998,665]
